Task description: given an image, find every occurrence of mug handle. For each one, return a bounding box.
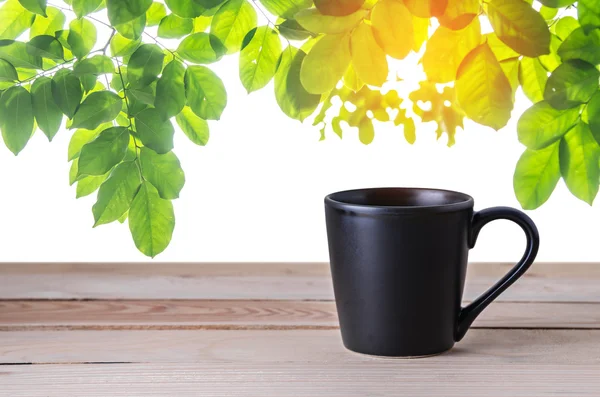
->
[455,206,540,342]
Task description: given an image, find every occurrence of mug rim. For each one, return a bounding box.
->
[325,187,474,214]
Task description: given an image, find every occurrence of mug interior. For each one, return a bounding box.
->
[326,188,473,210]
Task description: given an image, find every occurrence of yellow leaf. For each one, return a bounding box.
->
[295,7,367,34]
[438,0,479,30]
[455,42,513,130]
[403,0,447,18]
[422,18,480,83]
[343,64,364,92]
[500,58,519,100]
[300,33,351,94]
[350,22,388,86]
[370,0,413,60]
[412,15,430,52]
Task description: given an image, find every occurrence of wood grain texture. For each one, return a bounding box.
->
[1,300,599,329]
[1,262,599,301]
[1,329,599,364]
[1,363,598,397]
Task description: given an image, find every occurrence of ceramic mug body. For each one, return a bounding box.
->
[324,188,539,357]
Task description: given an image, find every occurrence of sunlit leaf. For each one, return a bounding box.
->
[403,0,447,18]
[158,14,193,38]
[193,15,213,32]
[71,91,122,130]
[342,63,363,92]
[513,142,560,210]
[68,121,112,160]
[68,18,96,58]
[72,0,102,18]
[588,92,600,143]
[274,46,319,121]
[146,1,167,26]
[300,33,350,94]
[106,0,152,26]
[0,0,35,40]
[538,0,575,6]
[259,0,311,18]
[0,85,33,155]
[93,161,141,226]
[26,35,64,60]
[18,0,46,16]
[518,57,547,103]
[314,0,364,16]
[76,170,111,198]
[175,106,210,145]
[30,6,64,38]
[539,34,562,72]
[560,121,600,204]
[358,116,374,144]
[134,107,174,153]
[438,0,478,30]
[517,101,580,149]
[350,22,387,87]
[184,65,227,120]
[239,26,282,92]
[295,7,366,34]
[277,19,312,41]
[544,60,600,110]
[165,0,205,18]
[455,42,513,130]
[110,32,141,57]
[128,180,175,257]
[553,16,579,41]
[31,76,62,141]
[412,14,429,52]
[78,126,129,176]
[423,18,480,83]
[177,32,226,63]
[155,59,185,118]
[557,27,600,65]
[0,58,18,83]
[371,0,413,60]
[115,13,146,40]
[486,0,551,57]
[73,55,114,76]
[127,43,164,88]
[140,147,185,199]
[578,0,600,34]
[210,0,257,54]
[51,68,82,118]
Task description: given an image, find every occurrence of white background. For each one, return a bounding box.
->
[0,7,597,263]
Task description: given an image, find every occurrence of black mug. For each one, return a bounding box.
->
[324,188,539,357]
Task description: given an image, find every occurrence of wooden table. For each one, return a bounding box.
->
[0,262,598,396]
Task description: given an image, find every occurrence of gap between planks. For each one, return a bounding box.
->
[1,299,599,330]
[1,262,599,301]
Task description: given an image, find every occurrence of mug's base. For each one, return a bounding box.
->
[345,346,453,359]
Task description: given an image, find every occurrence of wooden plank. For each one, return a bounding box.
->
[1,300,599,329]
[1,363,598,397]
[1,329,599,364]
[0,262,598,301]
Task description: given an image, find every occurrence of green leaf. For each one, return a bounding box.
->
[80,73,97,93]
[31,76,62,141]
[92,161,141,226]
[76,170,110,198]
[30,6,64,38]
[259,0,311,19]
[139,147,185,199]
[553,16,579,41]
[78,126,129,176]
[517,101,580,150]
[0,40,42,69]
[544,60,600,110]
[51,69,82,118]
[539,34,561,72]
[210,0,257,54]
[578,0,600,34]
[295,7,366,34]
[155,59,185,118]
[128,83,156,116]
[423,18,480,83]
[176,32,226,63]
[300,33,351,94]
[71,90,122,130]
[68,18,96,58]
[537,0,575,7]
[68,121,111,160]
[0,85,33,155]
[0,58,18,82]
[518,57,547,103]
[486,0,550,57]
[106,0,152,26]
[127,44,164,88]
[275,46,319,121]
[239,26,281,93]
[513,142,561,210]
[118,212,128,223]
[72,0,102,18]
[277,19,312,41]
[128,180,175,257]
[0,0,35,40]
[557,27,600,65]
[158,14,193,38]
[588,91,600,142]
[175,105,209,145]
[115,13,146,40]
[146,1,166,26]
[18,0,46,16]
[560,122,600,204]
[455,42,513,130]
[196,0,227,8]
[134,107,174,153]
[193,15,213,32]
[165,0,205,18]
[73,55,114,76]
[110,32,141,57]
[184,65,227,120]
[26,35,64,59]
